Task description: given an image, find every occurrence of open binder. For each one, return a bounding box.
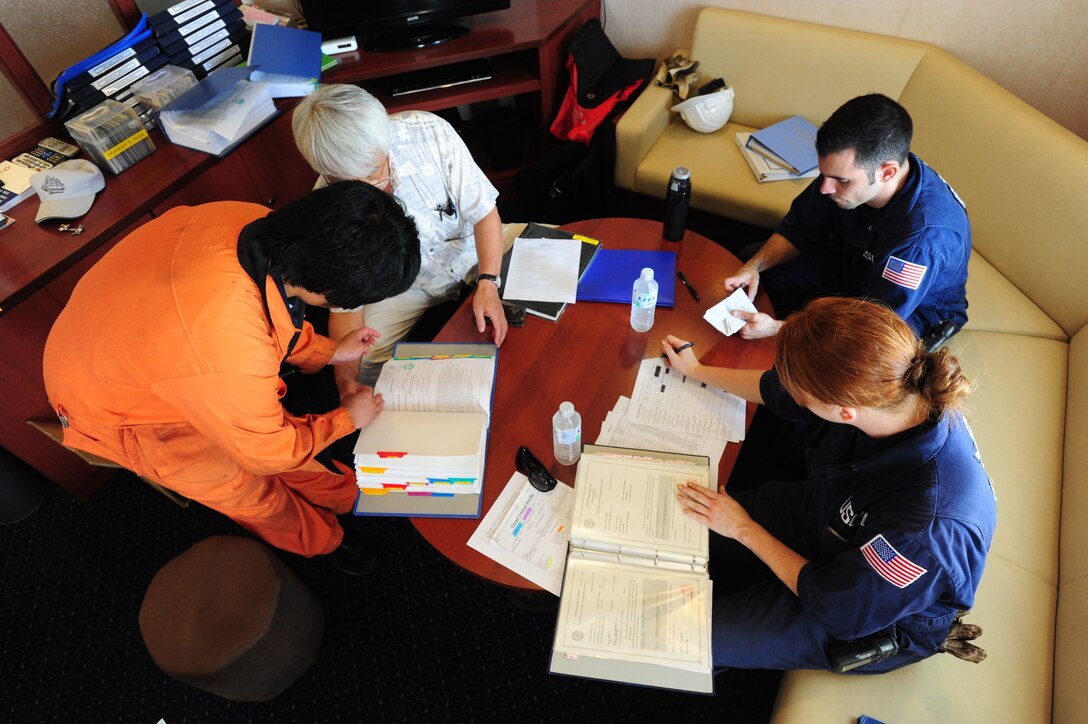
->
[550,444,714,693]
[352,342,497,518]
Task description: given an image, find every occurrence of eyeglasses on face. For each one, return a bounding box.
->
[515,445,559,493]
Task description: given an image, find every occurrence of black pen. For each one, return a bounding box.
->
[677,270,700,302]
[660,341,695,360]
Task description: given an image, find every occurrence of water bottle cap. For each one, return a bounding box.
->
[640,268,654,281]
[672,166,691,181]
[559,401,575,415]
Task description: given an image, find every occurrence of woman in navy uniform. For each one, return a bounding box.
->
[661,297,996,672]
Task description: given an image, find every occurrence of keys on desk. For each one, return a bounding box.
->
[57,223,84,236]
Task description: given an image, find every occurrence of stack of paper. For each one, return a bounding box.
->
[745,114,819,175]
[159,67,276,156]
[735,132,818,183]
[499,222,602,321]
[353,353,496,498]
[595,357,746,488]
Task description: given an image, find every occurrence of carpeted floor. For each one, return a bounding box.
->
[2,471,781,722]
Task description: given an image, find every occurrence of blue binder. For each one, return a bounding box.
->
[577,249,677,307]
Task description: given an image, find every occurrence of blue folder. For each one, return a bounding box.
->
[576,249,676,307]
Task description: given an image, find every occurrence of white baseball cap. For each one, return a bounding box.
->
[30,159,105,224]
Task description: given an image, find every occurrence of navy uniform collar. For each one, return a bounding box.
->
[844,152,924,249]
[835,411,953,482]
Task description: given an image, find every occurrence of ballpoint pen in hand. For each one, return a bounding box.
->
[677,270,701,302]
[660,340,695,360]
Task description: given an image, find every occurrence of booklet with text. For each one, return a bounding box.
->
[549,444,714,693]
[353,342,497,518]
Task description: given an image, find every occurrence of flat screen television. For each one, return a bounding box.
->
[300,0,512,52]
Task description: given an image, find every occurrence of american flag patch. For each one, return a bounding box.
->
[861,534,927,588]
[882,255,927,290]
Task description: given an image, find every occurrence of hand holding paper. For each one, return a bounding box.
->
[704,287,760,336]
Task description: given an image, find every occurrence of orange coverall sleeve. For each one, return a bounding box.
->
[151,370,356,476]
[286,321,337,374]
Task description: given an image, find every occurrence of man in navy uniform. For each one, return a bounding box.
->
[723,94,970,347]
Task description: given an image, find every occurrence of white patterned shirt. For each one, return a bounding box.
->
[321,110,499,305]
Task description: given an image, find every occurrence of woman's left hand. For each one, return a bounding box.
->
[676,481,753,541]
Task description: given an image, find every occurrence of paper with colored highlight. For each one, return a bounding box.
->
[468,472,574,595]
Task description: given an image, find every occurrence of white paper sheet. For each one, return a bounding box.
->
[628,358,746,441]
[467,472,574,595]
[503,237,582,303]
[553,559,712,669]
[376,356,494,416]
[704,287,759,336]
[597,396,728,489]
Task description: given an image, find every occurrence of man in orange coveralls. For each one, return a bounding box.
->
[43,182,420,575]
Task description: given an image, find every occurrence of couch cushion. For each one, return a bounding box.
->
[1059,327,1088,585]
[771,556,1054,724]
[948,330,1066,585]
[1055,576,1088,722]
[633,121,807,228]
[899,49,1088,337]
[964,252,1067,340]
[689,8,927,130]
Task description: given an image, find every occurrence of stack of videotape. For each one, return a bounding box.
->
[64,100,156,175]
[61,37,167,130]
[149,0,249,81]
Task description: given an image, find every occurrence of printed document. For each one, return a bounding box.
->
[503,237,582,304]
[468,472,574,595]
[553,560,711,670]
[628,358,745,441]
[597,396,727,488]
[378,356,494,416]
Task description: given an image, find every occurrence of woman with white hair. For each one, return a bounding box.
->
[293,84,508,393]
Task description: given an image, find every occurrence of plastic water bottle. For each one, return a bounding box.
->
[552,401,582,466]
[631,267,658,332]
[662,166,691,242]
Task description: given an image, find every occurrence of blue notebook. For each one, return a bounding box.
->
[577,249,676,307]
[247,23,321,96]
[747,115,819,175]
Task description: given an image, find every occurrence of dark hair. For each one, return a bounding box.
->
[776,297,971,421]
[253,181,420,310]
[816,94,913,181]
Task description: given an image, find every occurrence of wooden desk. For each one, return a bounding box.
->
[412,217,777,590]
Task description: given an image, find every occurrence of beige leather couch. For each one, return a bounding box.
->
[616,8,1088,722]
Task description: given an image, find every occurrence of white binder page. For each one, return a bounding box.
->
[554,559,711,669]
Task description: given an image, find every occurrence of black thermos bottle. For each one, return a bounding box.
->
[662,166,691,242]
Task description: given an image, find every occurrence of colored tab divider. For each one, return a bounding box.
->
[376,451,407,458]
[406,491,456,497]
[380,483,409,490]
[358,466,388,474]
[392,354,494,360]
[448,478,477,485]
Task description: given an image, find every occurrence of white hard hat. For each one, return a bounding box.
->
[671,86,735,133]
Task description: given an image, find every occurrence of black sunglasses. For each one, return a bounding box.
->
[516,446,559,493]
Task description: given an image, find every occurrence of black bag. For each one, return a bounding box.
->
[510,129,614,225]
[508,19,650,224]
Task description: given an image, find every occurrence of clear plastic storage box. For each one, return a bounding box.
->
[130,65,197,110]
[64,100,156,174]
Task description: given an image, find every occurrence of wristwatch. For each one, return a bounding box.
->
[477,273,501,289]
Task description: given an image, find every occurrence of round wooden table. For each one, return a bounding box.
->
[415,218,776,589]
